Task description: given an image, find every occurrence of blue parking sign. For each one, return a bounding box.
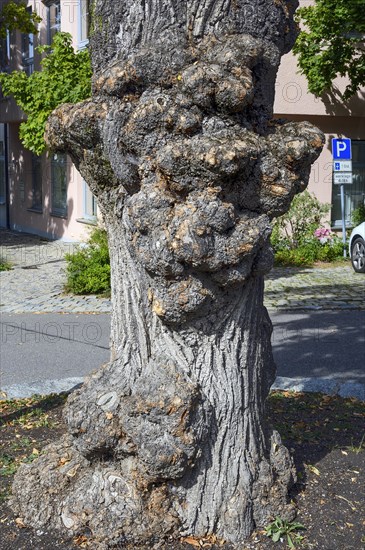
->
[332,138,352,160]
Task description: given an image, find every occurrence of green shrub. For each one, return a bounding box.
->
[272,190,330,248]
[64,227,110,295]
[274,244,317,267]
[352,203,365,227]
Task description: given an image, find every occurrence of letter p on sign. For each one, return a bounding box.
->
[332,138,352,160]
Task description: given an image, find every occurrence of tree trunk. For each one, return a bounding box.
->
[11,1,324,548]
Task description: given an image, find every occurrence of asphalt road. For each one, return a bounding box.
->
[1,310,364,399]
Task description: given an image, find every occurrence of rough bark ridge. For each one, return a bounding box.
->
[11,1,324,548]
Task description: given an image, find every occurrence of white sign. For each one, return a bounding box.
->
[334,172,353,185]
[333,161,352,172]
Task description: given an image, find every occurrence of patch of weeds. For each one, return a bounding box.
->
[10,408,54,429]
[0,453,17,477]
[22,449,41,464]
[347,433,365,454]
[9,436,33,452]
[0,257,12,271]
[0,487,10,502]
[0,393,68,428]
[265,517,306,548]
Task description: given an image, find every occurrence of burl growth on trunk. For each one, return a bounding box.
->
[11,1,323,548]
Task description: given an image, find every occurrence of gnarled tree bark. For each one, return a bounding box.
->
[11,1,323,548]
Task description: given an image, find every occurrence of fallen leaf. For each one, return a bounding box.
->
[321,396,332,403]
[74,535,89,547]
[336,495,357,511]
[181,537,201,547]
[15,517,26,529]
[32,448,39,455]
[307,465,320,476]
[58,457,70,467]
[295,421,306,430]
[66,464,80,478]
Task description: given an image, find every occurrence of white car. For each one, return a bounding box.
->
[349,222,365,273]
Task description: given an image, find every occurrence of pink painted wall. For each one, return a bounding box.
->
[7,123,90,241]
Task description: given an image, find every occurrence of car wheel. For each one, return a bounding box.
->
[351,237,365,273]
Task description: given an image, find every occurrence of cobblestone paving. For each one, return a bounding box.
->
[0,230,111,313]
[1,229,364,313]
[265,265,365,311]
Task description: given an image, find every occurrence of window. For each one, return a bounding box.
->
[78,0,90,48]
[22,8,34,75]
[83,181,97,221]
[31,154,42,211]
[331,140,365,227]
[51,153,67,216]
[0,125,6,204]
[47,1,61,44]
[0,31,11,73]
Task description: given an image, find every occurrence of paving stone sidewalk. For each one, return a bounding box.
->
[1,229,364,313]
[265,265,365,311]
[0,229,111,313]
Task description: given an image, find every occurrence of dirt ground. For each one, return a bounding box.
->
[0,390,364,550]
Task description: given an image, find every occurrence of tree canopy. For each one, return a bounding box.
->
[0,32,92,155]
[0,0,40,38]
[293,0,365,101]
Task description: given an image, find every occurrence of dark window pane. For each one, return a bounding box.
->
[31,154,42,210]
[51,153,67,216]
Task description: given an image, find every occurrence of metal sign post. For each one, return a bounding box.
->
[332,138,352,258]
[340,185,347,258]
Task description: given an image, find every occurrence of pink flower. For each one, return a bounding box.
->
[314,227,330,239]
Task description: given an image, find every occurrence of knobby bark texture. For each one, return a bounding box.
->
[11,1,324,548]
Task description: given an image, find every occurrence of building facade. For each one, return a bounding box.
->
[0,0,96,241]
[274,46,365,229]
[0,0,364,240]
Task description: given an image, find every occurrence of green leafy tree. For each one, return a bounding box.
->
[293,0,365,100]
[0,32,92,154]
[0,0,41,38]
